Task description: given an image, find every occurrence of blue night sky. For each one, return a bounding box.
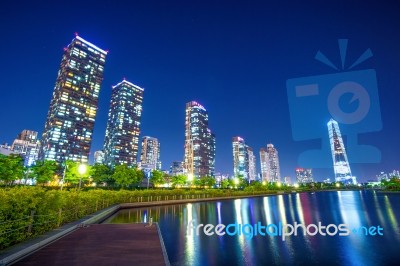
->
[0,0,399,182]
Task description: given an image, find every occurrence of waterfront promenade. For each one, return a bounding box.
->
[14,224,168,266]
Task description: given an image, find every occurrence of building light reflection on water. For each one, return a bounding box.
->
[383,196,399,240]
[295,193,305,225]
[372,191,386,229]
[234,199,246,257]
[185,203,195,264]
[216,202,222,224]
[337,191,373,264]
[295,193,312,253]
[278,195,294,257]
[103,191,400,265]
[337,191,362,227]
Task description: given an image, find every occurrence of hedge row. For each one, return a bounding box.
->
[0,187,276,250]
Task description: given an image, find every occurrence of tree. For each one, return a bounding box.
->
[220,179,230,189]
[171,175,187,188]
[90,164,113,186]
[134,168,145,186]
[64,161,90,187]
[232,176,245,189]
[31,160,59,185]
[0,154,24,185]
[150,170,165,187]
[113,165,138,187]
[199,176,216,188]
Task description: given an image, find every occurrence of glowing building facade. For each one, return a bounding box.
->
[40,35,107,164]
[260,144,281,182]
[140,136,161,171]
[232,137,256,181]
[103,80,144,167]
[94,150,105,164]
[11,130,41,166]
[295,168,313,184]
[184,101,215,178]
[170,161,184,176]
[327,119,356,184]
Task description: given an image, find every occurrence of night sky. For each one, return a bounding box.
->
[0,0,399,182]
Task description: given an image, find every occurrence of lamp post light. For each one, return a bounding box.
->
[234,177,239,189]
[78,163,87,190]
[187,173,193,188]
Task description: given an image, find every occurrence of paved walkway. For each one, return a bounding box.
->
[14,224,167,266]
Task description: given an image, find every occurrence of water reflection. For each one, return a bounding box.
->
[185,203,195,264]
[105,191,400,265]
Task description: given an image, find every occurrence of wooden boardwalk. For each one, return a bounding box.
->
[14,224,168,266]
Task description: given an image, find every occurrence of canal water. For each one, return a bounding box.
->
[104,191,400,265]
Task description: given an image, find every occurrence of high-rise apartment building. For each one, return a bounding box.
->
[11,130,41,166]
[170,161,184,176]
[94,150,105,164]
[260,144,281,182]
[232,137,256,181]
[103,80,144,167]
[247,146,256,181]
[295,168,313,184]
[40,35,107,164]
[184,101,216,178]
[140,136,161,170]
[327,119,356,184]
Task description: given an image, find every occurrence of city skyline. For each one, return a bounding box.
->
[0,1,399,181]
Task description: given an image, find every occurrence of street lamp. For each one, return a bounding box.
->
[78,163,87,189]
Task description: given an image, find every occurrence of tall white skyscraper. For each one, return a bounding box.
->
[327,119,356,184]
[260,144,281,182]
[232,137,256,181]
[184,101,215,178]
[140,136,161,171]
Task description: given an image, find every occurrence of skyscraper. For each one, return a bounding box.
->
[247,147,256,181]
[170,161,184,176]
[260,144,281,182]
[103,80,144,167]
[184,101,216,178]
[140,136,161,171]
[11,130,41,166]
[40,35,107,164]
[295,168,313,184]
[232,137,256,181]
[94,150,105,164]
[327,119,356,184]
